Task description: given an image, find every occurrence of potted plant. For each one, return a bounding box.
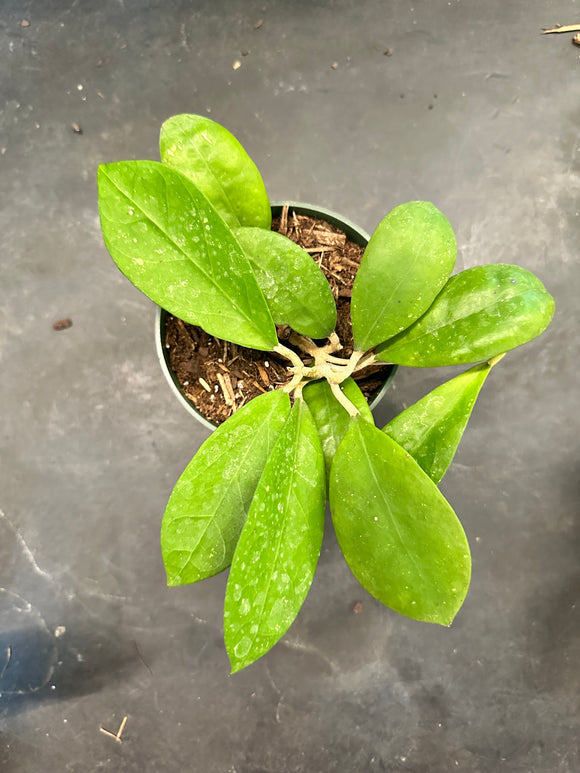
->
[98,114,554,673]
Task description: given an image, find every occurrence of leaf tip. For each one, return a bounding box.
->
[226,645,250,674]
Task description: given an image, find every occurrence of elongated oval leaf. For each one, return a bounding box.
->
[224,398,326,672]
[303,377,373,486]
[98,161,277,350]
[330,417,471,625]
[351,202,456,351]
[383,358,501,483]
[234,227,337,338]
[376,264,554,366]
[160,114,271,230]
[161,391,291,586]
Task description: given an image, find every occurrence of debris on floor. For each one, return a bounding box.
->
[542,23,580,34]
[99,715,129,743]
[52,318,73,331]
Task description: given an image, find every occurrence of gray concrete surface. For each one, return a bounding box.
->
[1,1,579,771]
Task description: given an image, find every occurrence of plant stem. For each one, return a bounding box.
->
[288,332,318,356]
[325,332,342,354]
[282,371,305,393]
[330,382,360,417]
[273,343,305,369]
[326,350,364,383]
[275,338,378,405]
[324,353,352,365]
[353,352,378,372]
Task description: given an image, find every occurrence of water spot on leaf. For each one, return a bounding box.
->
[234,637,252,658]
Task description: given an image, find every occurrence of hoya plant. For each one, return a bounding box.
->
[98,114,554,672]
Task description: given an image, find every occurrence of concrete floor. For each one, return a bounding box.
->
[1,0,579,770]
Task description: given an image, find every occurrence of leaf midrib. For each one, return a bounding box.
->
[102,167,268,341]
[246,413,301,653]
[361,228,431,346]
[195,145,242,227]
[357,424,428,588]
[167,400,284,577]
[242,243,335,335]
[382,286,539,355]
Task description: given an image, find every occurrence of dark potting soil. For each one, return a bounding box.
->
[164,208,393,425]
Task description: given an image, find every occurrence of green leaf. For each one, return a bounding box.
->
[376,264,554,367]
[98,161,277,351]
[383,358,501,484]
[224,398,326,672]
[160,114,271,230]
[351,202,456,351]
[161,391,291,586]
[330,417,471,625]
[303,377,373,486]
[233,227,337,338]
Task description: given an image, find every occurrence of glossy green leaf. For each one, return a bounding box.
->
[303,377,373,486]
[377,264,554,367]
[224,398,326,672]
[161,391,291,586]
[98,161,277,351]
[330,418,471,625]
[233,227,337,338]
[160,114,271,230]
[383,358,501,484]
[351,202,456,351]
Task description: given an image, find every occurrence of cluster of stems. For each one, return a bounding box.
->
[273,332,378,417]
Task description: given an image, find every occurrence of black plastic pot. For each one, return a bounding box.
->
[155,202,397,430]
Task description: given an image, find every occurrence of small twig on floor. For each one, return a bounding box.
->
[99,727,119,741]
[116,716,128,741]
[542,23,580,33]
[100,715,129,743]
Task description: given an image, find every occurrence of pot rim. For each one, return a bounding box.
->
[155,201,397,430]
